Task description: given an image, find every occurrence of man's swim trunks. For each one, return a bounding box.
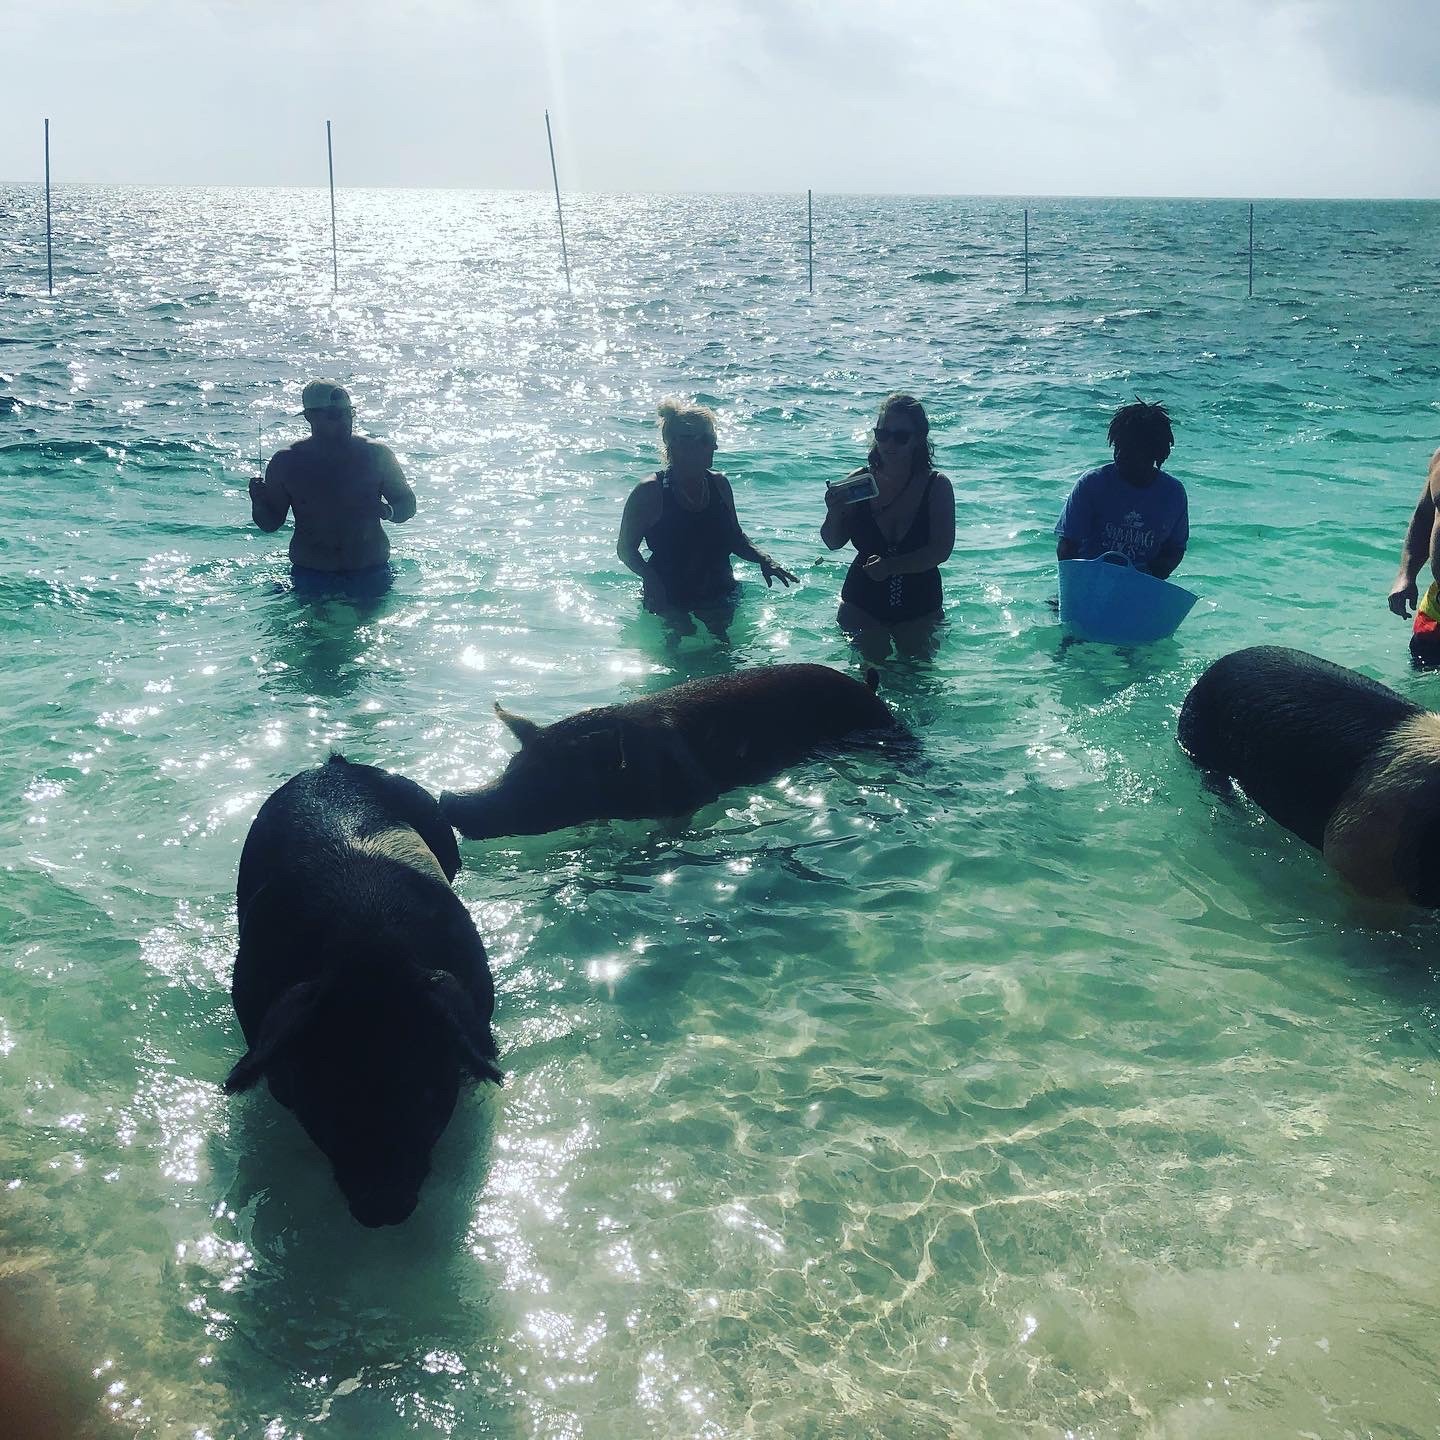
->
[1411,581,1440,668]
[290,562,394,600]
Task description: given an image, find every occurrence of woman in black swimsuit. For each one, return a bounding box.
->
[617,400,797,633]
[821,394,956,655]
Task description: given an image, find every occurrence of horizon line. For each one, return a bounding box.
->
[3,181,1440,204]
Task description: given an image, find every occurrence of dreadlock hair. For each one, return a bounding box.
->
[1107,400,1174,467]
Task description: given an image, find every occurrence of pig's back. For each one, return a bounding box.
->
[1178,645,1422,848]
[655,663,892,781]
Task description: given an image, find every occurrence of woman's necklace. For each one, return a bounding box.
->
[670,469,709,511]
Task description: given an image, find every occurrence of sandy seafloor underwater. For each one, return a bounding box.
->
[1,187,1438,1438]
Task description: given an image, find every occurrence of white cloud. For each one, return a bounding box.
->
[2,0,1436,195]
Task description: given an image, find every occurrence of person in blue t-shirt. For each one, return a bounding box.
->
[1055,401,1188,578]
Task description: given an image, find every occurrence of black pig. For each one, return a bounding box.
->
[226,755,502,1226]
[440,662,895,840]
[1178,644,1440,904]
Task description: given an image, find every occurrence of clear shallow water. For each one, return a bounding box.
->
[2,187,1439,1438]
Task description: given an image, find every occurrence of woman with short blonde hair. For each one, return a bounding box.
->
[617,399,797,629]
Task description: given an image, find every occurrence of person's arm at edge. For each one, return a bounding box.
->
[868,473,956,577]
[713,473,798,587]
[1389,450,1440,617]
[249,454,290,532]
[376,444,417,524]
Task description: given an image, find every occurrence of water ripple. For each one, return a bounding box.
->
[1,187,1438,1438]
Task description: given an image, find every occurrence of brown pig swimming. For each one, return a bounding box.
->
[440,662,896,840]
[1178,644,1440,905]
[226,755,501,1227]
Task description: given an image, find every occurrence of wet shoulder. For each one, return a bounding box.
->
[268,438,310,477]
[355,436,395,468]
[631,474,665,523]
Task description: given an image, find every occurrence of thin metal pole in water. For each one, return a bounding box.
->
[326,120,338,291]
[1247,202,1254,298]
[1024,207,1029,295]
[44,118,53,295]
[545,110,571,292]
[807,189,814,294]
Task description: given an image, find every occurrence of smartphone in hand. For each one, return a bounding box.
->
[826,472,879,505]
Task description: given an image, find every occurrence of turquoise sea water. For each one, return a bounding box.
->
[2,188,1439,1438]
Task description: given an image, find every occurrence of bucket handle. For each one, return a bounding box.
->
[1096,550,1137,569]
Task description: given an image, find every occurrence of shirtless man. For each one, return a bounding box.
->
[249,381,416,596]
[1387,446,1440,667]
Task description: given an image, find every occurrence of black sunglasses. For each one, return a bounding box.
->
[874,426,913,444]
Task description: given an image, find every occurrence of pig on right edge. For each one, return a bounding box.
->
[1178,644,1440,905]
[440,662,896,840]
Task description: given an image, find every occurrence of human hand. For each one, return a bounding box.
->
[642,574,670,612]
[248,475,265,501]
[379,498,395,521]
[1389,578,1419,618]
[862,553,892,582]
[760,557,798,588]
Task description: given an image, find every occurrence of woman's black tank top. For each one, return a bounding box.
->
[642,472,738,606]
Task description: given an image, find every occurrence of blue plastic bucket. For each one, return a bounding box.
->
[1057,551,1198,644]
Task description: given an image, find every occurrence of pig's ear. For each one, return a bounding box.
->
[422,972,504,1085]
[224,980,324,1092]
[494,703,541,749]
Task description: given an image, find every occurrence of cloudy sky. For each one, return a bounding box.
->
[5,0,1438,196]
